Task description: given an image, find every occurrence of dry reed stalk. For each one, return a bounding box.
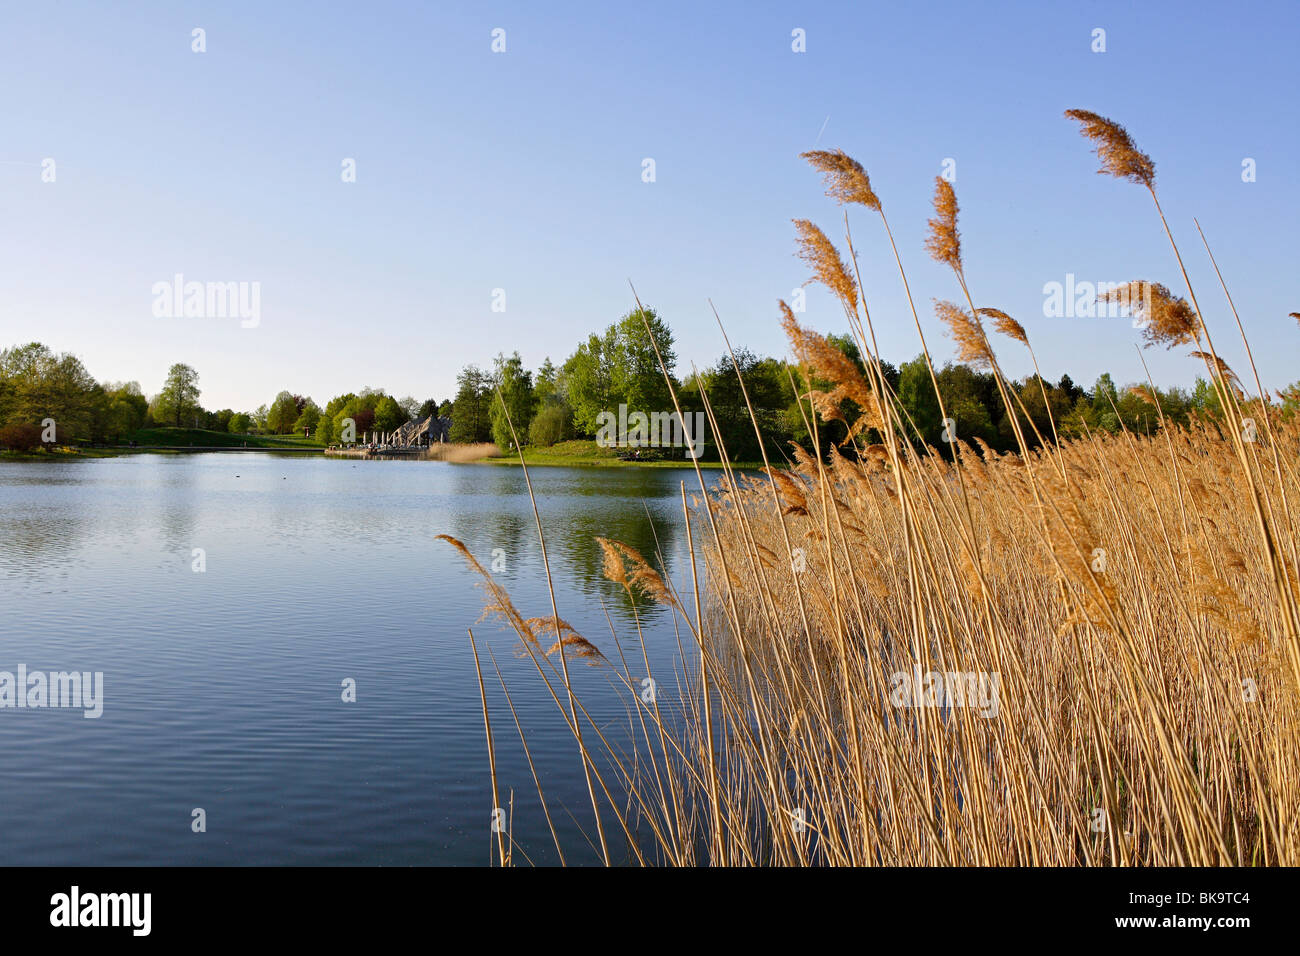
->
[1068,108,1300,695]
[467,629,507,866]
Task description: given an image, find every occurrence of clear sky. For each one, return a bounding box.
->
[2,0,1296,412]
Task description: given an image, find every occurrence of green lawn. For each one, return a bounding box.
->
[123,427,323,448]
[2,429,324,458]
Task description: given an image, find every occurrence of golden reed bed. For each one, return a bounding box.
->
[442,109,1299,866]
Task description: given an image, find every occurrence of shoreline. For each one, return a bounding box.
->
[1,446,322,461]
[476,455,752,469]
[1,447,756,469]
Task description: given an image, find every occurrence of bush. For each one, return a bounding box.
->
[529,401,573,447]
[0,422,43,451]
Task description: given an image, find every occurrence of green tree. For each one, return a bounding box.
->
[693,349,790,462]
[332,395,375,440]
[397,396,420,422]
[1114,385,1160,435]
[562,331,617,436]
[293,400,322,436]
[560,307,678,439]
[898,356,943,447]
[529,400,574,446]
[449,365,492,443]
[1015,375,1072,448]
[1086,373,1123,434]
[266,391,301,434]
[489,352,536,449]
[534,358,559,406]
[1059,396,1100,439]
[102,382,149,441]
[156,364,201,427]
[373,395,405,432]
[610,306,676,415]
[1190,376,1224,419]
[937,362,1000,450]
[324,393,356,419]
[0,343,100,440]
[315,412,335,443]
[1091,373,1119,416]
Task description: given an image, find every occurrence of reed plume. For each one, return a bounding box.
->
[1064,109,1156,188]
[436,534,538,648]
[935,300,992,368]
[1099,281,1200,348]
[524,617,605,663]
[800,148,961,467]
[780,300,883,438]
[1129,385,1159,406]
[799,148,881,211]
[1189,351,1240,384]
[596,536,681,611]
[923,177,962,271]
[792,219,859,314]
[978,307,1028,346]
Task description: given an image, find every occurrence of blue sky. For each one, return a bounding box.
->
[2,0,1296,412]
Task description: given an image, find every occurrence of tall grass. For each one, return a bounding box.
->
[441,110,1299,866]
[424,441,499,462]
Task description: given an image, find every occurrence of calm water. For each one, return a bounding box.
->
[0,453,710,865]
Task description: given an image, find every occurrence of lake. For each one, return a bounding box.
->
[0,453,711,865]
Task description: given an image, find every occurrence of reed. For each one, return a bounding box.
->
[423,441,498,462]
[441,111,1300,866]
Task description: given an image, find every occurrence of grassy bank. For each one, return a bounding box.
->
[124,427,322,448]
[480,439,757,469]
[3,434,748,466]
[1,447,128,461]
[1,428,322,460]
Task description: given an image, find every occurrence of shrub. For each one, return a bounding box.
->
[528,401,573,447]
[0,422,43,451]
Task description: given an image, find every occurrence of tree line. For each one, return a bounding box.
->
[3,324,1295,457]
[0,342,450,449]
[441,306,1292,461]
